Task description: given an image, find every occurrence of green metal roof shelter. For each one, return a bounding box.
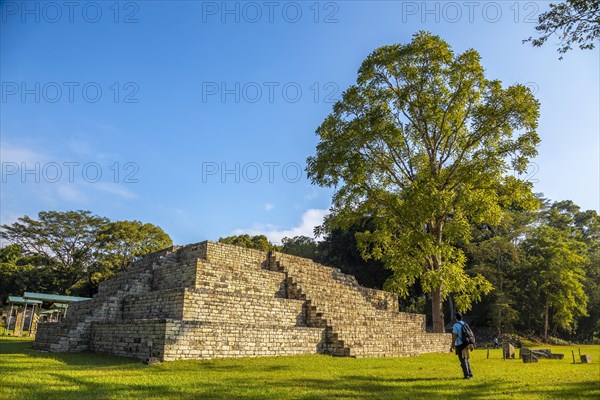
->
[6,296,43,336]
[7,296,43,306]
[5,292,90,336]
[22,291,90,320]
[23,292,90,303]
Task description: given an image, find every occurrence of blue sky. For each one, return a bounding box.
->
[1,1,598,245]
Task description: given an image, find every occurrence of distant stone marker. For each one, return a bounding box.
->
[520,348,538,363]
[503,343,515,359]
[580,355,592,363]
[33,241,452,362]
[520,347,565,363]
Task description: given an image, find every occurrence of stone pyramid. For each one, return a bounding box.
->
[33,241,450,361]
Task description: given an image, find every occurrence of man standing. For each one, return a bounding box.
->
[450,312,474,379]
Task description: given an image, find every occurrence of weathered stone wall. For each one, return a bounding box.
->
[151,244,202,291]
[162,321,326,361]
[360,287,400,312]
[273,252,401,311]
[91,320,168,360]
[195,260,287,298]
[35,240,451,361]
[182,289,306,327]
[204,241,269,269]
[123,289,186,320]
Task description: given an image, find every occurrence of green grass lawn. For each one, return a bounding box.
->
[1,337,598,399]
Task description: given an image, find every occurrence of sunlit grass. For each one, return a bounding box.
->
[1,337,598,399]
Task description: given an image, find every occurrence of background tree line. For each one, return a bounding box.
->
[0,210,172,300]
[219,195,599,343]
[1,201,596,344]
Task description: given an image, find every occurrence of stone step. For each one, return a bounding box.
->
[275,257,442,358]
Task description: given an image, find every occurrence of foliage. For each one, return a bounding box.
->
[524,0,600,58]
[0,245,57,304]
[521,225,588,339]
[307,31,540,332]
[463,199,599,341]
[1,210,109,292]
[0,211,172,299]
[536,201,599,340]
[280,236,319,260]
[98,221,173,272]
[578,248,600,341]
[218,234,280,252]
[467,236,521,334]
[315,222,392,291]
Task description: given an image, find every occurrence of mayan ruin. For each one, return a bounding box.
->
[32,241,451,361]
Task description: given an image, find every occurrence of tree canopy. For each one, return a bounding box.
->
[0,210,172,299]
[1,210,109,291]
[218,234,278,252]
[524,0,600,58]
[281,236,319,259]
[98,220,173,272]
[307,31,541,332]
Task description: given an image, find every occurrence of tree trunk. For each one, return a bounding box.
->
[498,274,504,336]
[430,221,445,333]
[432,285,445,333]
[448,293,455,321]
[497,305,503,336]
[544,300,549,341]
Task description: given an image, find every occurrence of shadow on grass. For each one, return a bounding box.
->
[5,370,599,400]
[0,339,139,368]
[195,359,291,372]
[4,372,464,400]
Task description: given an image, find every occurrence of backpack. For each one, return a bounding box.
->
[460,321,476,347]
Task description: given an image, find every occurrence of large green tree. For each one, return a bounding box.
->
[98,220,172,272]
[307,31,540,332]
[521,225,588,340]
[1,210,109,292]
[542,200,600,341]
[0,244,76,301]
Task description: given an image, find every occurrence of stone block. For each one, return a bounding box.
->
[522,354,538,363]
[503,343,515,359]
[580,355,592,363]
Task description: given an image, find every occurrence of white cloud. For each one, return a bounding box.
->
[304,188,319,200]
[264,203,274,211]
[233,208,329,244]
[0,140,48,165]
[56,184,88,203]
[94,182,137,199]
